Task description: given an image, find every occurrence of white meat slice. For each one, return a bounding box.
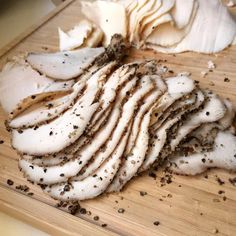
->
[140,0,175,40]
[83,26,103,48]
[150,76,196,126]
[19,76,139,184]
[81,1,127,46]
[27,47,105,80]
[107,105,153,192]
[148,0,236,53]
[139,90,204,172]
[13,63,115,155]
[58,19,93,51]
[171,0,195,29]
[169,131,236,175]
[129,0,149,36]
[125,76,166,155]
[46,124,131,201]
[9,80,85,128]
[132,0,162,44]
[146,0,199,47]
[170,92,227,151]
[0,61,74,114]
[73,76,154,181]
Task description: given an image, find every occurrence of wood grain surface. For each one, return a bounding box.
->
[0,1,236,235]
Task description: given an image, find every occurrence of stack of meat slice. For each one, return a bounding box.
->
[0,35,235,202]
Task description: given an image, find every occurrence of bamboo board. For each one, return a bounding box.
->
[0,1,236,235]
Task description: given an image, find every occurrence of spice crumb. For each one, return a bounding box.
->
[101,224,107,227]
[139,191,147,196]
[93,216,99,221]
[153,221,160,226]
[118,208,125,214]
[0,140,4,144]
[7,179,14,186]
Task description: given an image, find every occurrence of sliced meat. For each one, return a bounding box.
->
[146,0,199,47]
[170,91,226,151]
[169,130,236,175]
[58,19,93,51]
[9,80,86,128]
[19,76,139,184]
[81,1,127,46]
[148,0,236,53]
[83,25,104,48]
[13,63,115,155]
[150,76,196,126]
[46,124,131,201]
[26,47,105,80]
[107,106,153,192]
[73,76,154,181]
[0,60,74,114]
[139,90,204,172]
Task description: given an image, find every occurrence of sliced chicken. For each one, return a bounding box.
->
[0,60,74,114]
[81,1,127,46]
[170,92,226,151]
[13,63,115,155]
[20,75,153,184]
[58,19,93,51]
[171,0,196,29]
[46,124,131,201]
[146,0,199,47]
[9,80,86,128]
[148,0,236,53]
[108,104,153,192]
[140,0,175,40]
[150,75,196,126]
[83,25,103,48]
[169,130,236,175]
[132,0,162,44]
[139,90,204,172]
[27,47,105,80]
[73,76,154,181]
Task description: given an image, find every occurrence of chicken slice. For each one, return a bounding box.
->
[148,0,236,53]
[139,90,204,172]
[58,19,93,51]
[81,1,127,46]
[83,25,103,48]
[169,130,236,175]
[72,76,154,182]
[0,60,74,114]
[19,76,140,184]
[146,0,199,47]
[9,80,86,128]
[27,47,105,80]
[46,124,131,201]
[13,62,115,155]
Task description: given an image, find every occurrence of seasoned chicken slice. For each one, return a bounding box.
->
[12,63,115,155]
[27,47,105,80]
[81,1,127,46]
[169,130,236,175]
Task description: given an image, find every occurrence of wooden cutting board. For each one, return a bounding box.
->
[0,1,236,235]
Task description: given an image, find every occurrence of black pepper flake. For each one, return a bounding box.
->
[27,192,34,196]
[79,208,87,214]
[7,179,14,186]
[224,78,230,82]
[60,173,65,177]
[118,208,125,214]
[64,184,70,192]
[148,172,157,179]
[0,140,4,144]
[229,177,236,186]
[153,221,160,226]
[43,169,47,173]
[29,165,34,169]
[68,204,80,215]
[206,111,210,116]
[101,224,107,228]
[49,131,53,136]
[139,191,147,196]
[218,190,225,194]
[40,178,44,182]
[201,158,206,163]
[73,125,78,129]
[216,177,225,185]
[31,95,36,99]
[93,216,99,221]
